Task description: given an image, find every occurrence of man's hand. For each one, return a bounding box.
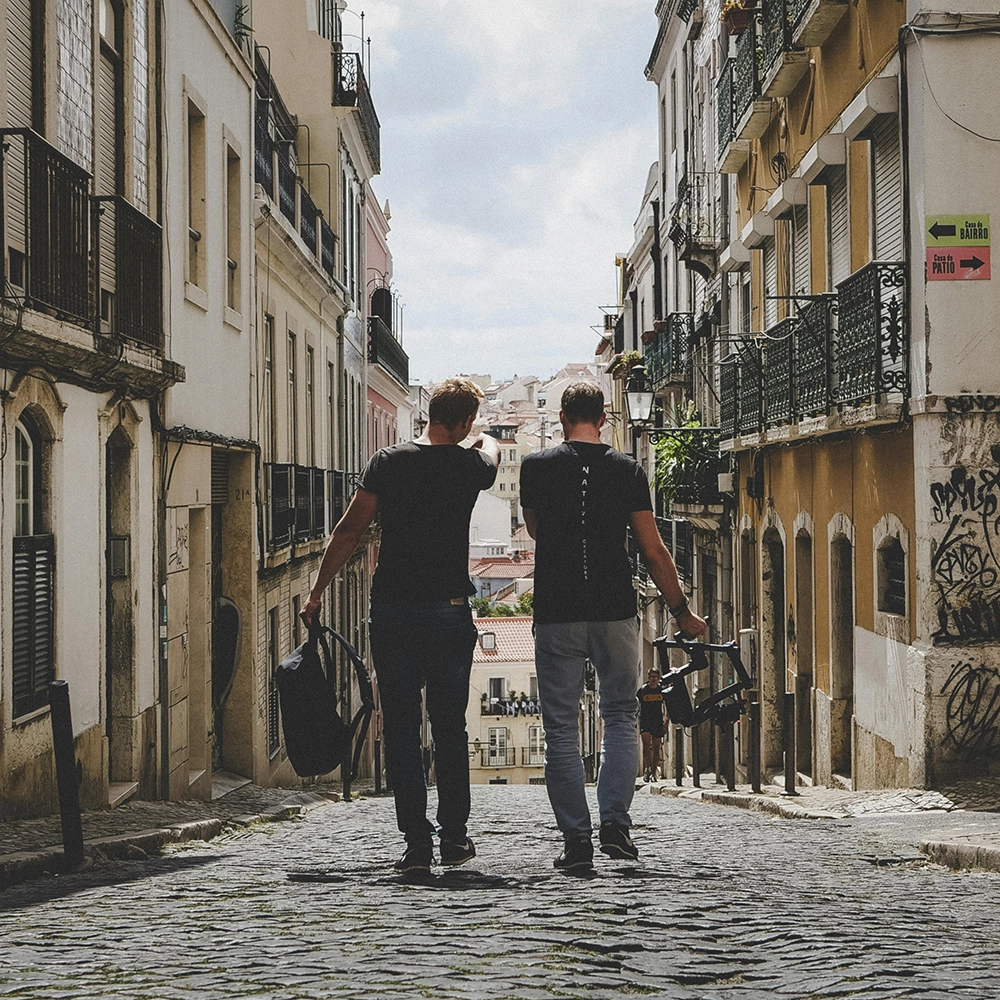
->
[301,594,322,629]
[675,607,707,641]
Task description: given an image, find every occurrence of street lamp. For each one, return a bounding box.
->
[624,364,655,432]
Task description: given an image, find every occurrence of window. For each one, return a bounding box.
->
[670,70,677,153]
[328,361,336,469]
[826,167,849,290]
[528,725,545,765]
[499,482,505,492]
[488,677,507,703]
[267,607,280,755]
[305,345,316,465]
[878,536,906,617]
[187,99,206,287]
[287,332,298,462]
[529,674,538,700]
[262,314,275,461]
[12,415,54,719]
[488,726,509,765]
[226,144,241,310]
[791,203,810,295]
[870,114,903,262]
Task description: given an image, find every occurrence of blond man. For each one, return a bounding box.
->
[303,378,499,873]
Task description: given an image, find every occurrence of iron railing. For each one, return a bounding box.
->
[311,466,326,539]
[300,187,318,255]
[328,469,348,529]
[789,0,815,31]
[0,128,90,324]
[614,313,625,354]
[646,312,693,387]
[266,462,294,548]
[794,295,837,418]
[665,435,726,508]
[368,315,409,387]
[657,517,694,583]
[720,357,739,439]
[480,748,517,767]
[677,0,700,21]
[733,18,762,127]
[277,153,296,225]
[294,465,313,542]
[332,52,381,173]
[320,217,336,280]
[737,343,763,435]
[521,747,546,766]
[482,699,541,717]
[669,173,717,250]
[717,60,734,156]
[254,104,274,195]
[763,319,795,425]
[93,195,162,350]
[836,260,907,405]
[760,0,793,79]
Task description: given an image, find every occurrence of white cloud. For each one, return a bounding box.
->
[360,0,659,382]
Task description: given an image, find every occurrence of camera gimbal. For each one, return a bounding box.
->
[652,633,755,729]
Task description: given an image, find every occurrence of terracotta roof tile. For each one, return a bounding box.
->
[472,616,535,663]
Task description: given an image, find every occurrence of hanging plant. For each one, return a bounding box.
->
[610,349,642,380]
[720,0,755,34]
[652,402,716,507]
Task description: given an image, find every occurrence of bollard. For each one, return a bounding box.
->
[748,697,762,793]
[783,691,799,796]
[691,726,701,788]
[374,738,383,794]
[674,726,684,786]
[48,681,86,870]
[721,719,737,791]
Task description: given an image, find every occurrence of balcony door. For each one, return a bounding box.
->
[97,0,124,331]
[870,114,903,262]
[5,0,36,287]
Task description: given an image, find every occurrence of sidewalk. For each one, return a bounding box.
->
[0,777,349,891]
[644,770,1000,873]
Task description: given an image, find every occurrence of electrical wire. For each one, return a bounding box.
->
[905,24,1000,142]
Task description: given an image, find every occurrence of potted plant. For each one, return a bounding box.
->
[720,0,755,35]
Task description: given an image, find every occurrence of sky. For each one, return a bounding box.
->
[356,1,659,384]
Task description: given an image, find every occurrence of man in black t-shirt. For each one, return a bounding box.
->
[521,382,705,870]
[303,378,499,874]
[637,668,666,782]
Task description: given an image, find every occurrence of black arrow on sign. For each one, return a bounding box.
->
[929,222,957,240]
[960,255,986,270]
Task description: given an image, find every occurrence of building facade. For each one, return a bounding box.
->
[620,0,1000,791]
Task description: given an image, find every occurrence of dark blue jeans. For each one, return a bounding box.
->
[369,600,478,846]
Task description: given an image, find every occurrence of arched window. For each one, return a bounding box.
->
[14,417,39,537]
[877,536,906,617]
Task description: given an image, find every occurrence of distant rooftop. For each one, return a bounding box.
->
[473,617,535,663]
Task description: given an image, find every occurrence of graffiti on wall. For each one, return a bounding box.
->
[942,660,1000,758]
[930,454,1000,643]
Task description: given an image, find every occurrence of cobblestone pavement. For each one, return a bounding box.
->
[3,785,1000,999]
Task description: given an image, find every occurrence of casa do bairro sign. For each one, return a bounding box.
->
[926,214,991,281]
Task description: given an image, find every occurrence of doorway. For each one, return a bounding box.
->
[830,534,855,777]
[794,530,814,777]
[761,528,786,771]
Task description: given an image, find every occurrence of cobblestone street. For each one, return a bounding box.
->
[2,785,1000,999]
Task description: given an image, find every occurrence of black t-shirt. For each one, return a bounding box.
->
[520,441,652,624]
[360,442,497,603]
[637,683,666,736]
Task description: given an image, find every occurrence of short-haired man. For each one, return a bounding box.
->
[520,382,705,870]
[637,668,666,782]
[302,377,500,873]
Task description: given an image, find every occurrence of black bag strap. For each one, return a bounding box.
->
[307,620,375,781]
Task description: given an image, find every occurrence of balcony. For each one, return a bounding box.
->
[300,188,318,256]
[836,260,907,407]
[733,22,771,141]
[521,747,545,766]
[737,343,763,436]
[480,748,517,768]
[794,295,837,419]
[93,195,163,350]
[762,318,795,426]
[656,517,693,584]
[645,312,692,388]
[333,52,381,174]
[668,174,718,278]
[368,315,409,388]
[254,102,274,193]
[717,60,750,174]
[0,128,90,324]
[267,463,326,549]
[759,0,809,99]
[613,313,625,355]
[790,0,848,46]
[481,698,541,717]
[720,357,739,440]
[327,469,348,530]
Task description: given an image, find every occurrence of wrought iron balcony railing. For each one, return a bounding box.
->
[277,154,296,225]
[733,19,762,129]
[92,195,163,350]
[717,60,734,158]
[327,469,348,530]
[482,699,541,717]
[763,319,795,426]
[720,357,738,439]
[737,343,763,435]
[368,315,409,387]
[645,312,693,387]
[836,260,907,406]
[521,747,546,766]
[0,128,90,325]
[794,295,837,418]
[254,104,274,195]
[320,217,336,280]
[668,174,718,277]
[613,313,625,355]
[300,187,318,256]
[294,465,327,542]
[666,437,726,508]
[760,0,790,74]
[480,748,517,767]
[677,0,700,21]
[267,463,326,549]
[333,52,381,174]
[266,462,294,548]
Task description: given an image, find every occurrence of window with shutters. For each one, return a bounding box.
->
[305,345,316,466]
[870,114,903,262]
[878,536,906,617]
[762,238,778,329]
[792,203,810,295]
[287,331,298,463]
[527,725,545,765]
[826,168,850,290]
[262,315,276,462]
[12,417,54,719]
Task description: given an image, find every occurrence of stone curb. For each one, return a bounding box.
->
[0,791,337,892]
[920,838,1000,873]
[650,783,844,820]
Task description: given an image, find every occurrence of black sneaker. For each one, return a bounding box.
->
[598,821,639,861]
[394,843,433,873]
[554,838,594,870]
[440,837,476,867]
